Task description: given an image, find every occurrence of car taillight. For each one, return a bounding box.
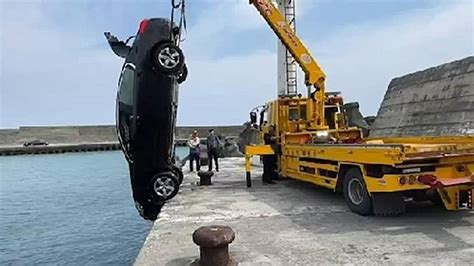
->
[138,19,149,35]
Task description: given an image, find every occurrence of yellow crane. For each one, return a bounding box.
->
[251,0,326,130]
[245,0,473,216]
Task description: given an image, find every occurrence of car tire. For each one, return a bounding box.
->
[150,42,184,75]
[171,166,184,185]
[149,172,180,202]
[343,168,372,215]
[177,64,188,84]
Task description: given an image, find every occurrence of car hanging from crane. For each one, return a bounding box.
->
[104,1,187,220]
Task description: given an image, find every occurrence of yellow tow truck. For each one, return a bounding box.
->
[245,0,474,216]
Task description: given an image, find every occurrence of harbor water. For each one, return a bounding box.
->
[1,147,188,265]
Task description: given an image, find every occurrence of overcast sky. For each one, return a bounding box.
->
[0,0,472,128]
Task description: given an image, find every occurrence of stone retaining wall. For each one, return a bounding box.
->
[370,56,474,137]
[0,125,243,147]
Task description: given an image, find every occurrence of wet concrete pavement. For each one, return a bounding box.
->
[135,158,474,265]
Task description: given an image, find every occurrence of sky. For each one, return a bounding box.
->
[0,0,472,128]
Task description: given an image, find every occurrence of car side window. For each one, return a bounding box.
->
[116,63,136,162]
[118,64,135,106]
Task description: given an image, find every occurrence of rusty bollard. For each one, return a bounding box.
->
[192,225,235,266]
[197,171,214,186]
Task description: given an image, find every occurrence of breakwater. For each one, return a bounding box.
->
[371,56,474,137]
[0,125,244,156]
[0,143,121,156]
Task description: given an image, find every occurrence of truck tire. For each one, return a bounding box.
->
[343,168,372,215]
[428,189,443,206]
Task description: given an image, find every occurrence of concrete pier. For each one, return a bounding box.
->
[135,158,474,265]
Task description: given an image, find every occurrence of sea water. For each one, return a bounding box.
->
[0,147,188,265]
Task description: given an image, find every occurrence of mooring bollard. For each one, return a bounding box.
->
[193,225,235,266]
[197,171,214,186]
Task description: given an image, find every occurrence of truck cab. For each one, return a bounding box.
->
[254,93,362,144]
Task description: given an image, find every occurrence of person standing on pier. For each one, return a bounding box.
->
[188,130,201,172]
[207,129,222,172]
[262,125,278,184]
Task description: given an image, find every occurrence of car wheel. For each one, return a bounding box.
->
[177,64,188,84]
[343,168,372,215]
[171,166,184,185]
[149,172,179,201]
[151,43,184,75]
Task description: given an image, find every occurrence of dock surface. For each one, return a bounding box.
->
[136,158,474,265]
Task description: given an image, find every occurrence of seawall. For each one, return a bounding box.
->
[370,56,474,137]
[0,125,244,156]
[0,125,244,146]
[0,143,121,156]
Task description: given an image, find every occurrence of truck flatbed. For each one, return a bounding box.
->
[246,136,474,216]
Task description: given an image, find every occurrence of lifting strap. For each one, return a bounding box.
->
[170,0,187,46]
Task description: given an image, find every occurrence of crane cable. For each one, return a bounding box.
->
[170,0,187,46]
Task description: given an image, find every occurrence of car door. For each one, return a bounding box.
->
[116,63,137,162]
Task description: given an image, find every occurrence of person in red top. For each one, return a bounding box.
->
[187,130,201,172]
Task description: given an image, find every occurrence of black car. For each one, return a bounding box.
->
[105,18,186,220]
[23,140,49,147]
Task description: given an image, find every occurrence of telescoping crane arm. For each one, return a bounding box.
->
[250,0,327,128]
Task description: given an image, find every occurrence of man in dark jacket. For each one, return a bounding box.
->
[262,125,278,184]
[207,129,222,171]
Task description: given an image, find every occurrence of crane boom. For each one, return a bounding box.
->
[250,0,326,129]
[250,0,326,88]
[276,0,298,97]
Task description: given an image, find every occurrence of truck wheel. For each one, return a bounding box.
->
[150,172,179,201]
[151,43,184,75]
[428,189,443,206]
[343,168,372,215]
